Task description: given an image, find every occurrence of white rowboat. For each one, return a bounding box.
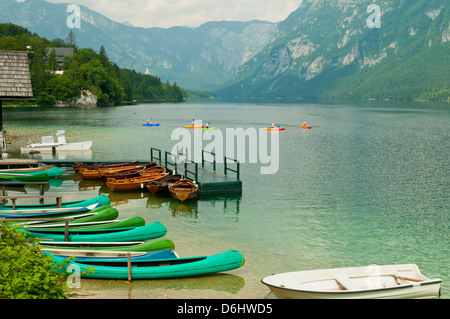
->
[261,264,442,299]
[21,130,92,153]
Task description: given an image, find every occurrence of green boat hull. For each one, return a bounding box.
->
[0,173,50,182]
[25,216,145,231]
[0,166,63,178]
[51,249,245,279]
[25,221,167,242]
[39,238,175,252]
[10,205,119,226]
[0,195,110,210]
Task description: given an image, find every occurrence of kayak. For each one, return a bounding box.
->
[0,195,110,210]
[39,238,175,253]
[49,249,245,279]
[25,221,167,242]
[300,125,311,129]
[143,123,160,126]
[202,127,218,130]
[265,127,285,131]
[185,125,205,128]
[44,249,178,262]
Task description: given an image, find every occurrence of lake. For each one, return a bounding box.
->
[3,100,449,299]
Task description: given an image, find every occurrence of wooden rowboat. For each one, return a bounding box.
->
[73,161,139,173]
[169,179,198,202]
[140,165,166,176]
[78,165,146,180]
[147,174,182,194]
[261,264,442,299]
[106,173,169,192]
[50,249,245,280]
[98,163,156,182]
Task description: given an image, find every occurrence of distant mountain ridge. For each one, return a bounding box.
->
[218,0,450,100]
[1,0,448,100]
[0,0,277,91]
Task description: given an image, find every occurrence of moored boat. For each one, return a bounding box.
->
[98,163,156,182]
[73,161,139,173]
[0,165,63,178]
[140,165,166,176]
[49,249,245,279]
[106,173,169,192]
[147,174,183,194]
[0,203,103,219]
[24,216,145,231]
[78,165,145,180]
[261,264,442,299]
[44,249,178,262]
[0,194,110,210]
[20,130,92,153]
[39,238,175,253]
[169,179,198,202]
[25,221,168,242]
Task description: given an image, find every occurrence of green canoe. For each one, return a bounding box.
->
[0,195,110,210]
[39,238,175,252]
[25,221,167,242]
[50,249,245,279]
[0,165,63,178]
[9,205,119,226]
[24,216,145,231]
[0,173,50,182]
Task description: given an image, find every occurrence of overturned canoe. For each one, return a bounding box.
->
[0,195,110,210]
[0,203,103,219]
[0,165,63,178]
[25,221,167,242]
[24,216,145,231]
[45,249,177,262]
[39,238,175,253]
[50,249,245,279]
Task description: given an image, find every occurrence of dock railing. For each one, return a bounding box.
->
[202,150,216,171]
[224,156,240,181]
[150,148,162,165]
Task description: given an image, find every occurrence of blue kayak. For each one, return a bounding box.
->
[143,123,160,126]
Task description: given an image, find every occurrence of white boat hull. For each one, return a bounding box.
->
[262,264,442,299]
[21,141,92,153]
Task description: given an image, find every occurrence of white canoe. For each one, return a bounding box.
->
[262,264,442,299]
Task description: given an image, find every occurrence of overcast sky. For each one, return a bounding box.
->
[44,0,301,28]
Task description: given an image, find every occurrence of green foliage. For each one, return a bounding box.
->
[0,23,188,106]
[0,220,72,299]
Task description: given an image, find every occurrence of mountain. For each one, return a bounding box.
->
[0,0,277,91]
[217,0,450,101]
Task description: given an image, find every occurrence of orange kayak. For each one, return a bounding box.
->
[185,125,205,128]
[265,127,285,131]
[300,125,311,129]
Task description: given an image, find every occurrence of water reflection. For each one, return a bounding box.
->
[74,273,245,298]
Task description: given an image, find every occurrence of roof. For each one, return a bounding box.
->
[0,50,33,99]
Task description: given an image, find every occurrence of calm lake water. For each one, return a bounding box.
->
[3,100,449,299]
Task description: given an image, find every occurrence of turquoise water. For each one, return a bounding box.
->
[3,100,449,298]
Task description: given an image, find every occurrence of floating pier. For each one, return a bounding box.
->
[37,148,242,196]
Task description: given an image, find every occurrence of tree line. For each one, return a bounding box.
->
[0,23,188,106]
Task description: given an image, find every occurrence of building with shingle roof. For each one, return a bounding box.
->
[0,50,33,99]
[0,50,33,153]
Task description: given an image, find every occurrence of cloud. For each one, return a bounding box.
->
[44,0,300,28]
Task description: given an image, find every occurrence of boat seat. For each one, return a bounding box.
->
[335,275,360,291]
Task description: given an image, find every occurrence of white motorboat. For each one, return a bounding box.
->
[21,130,92,153]
[262,264,442,299]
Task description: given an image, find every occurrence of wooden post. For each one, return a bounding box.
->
[127,253,132,281]
[64,220,69,242]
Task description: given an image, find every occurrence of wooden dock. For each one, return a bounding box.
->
[0,158,39,169]
[38,148,242,196]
